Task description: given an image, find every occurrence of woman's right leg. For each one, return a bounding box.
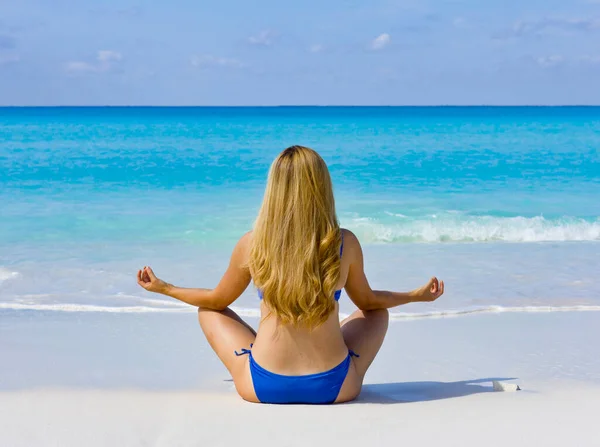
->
[197,307,259,402]
[336,308,389,402]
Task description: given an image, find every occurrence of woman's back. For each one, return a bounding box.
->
[252,303,349,374]
[251,229,351,375]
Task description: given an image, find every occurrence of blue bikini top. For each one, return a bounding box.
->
[258,231,344,302]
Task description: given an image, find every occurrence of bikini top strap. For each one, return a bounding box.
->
[340,230,344,257]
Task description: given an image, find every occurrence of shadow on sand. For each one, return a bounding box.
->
[355,378,518,404]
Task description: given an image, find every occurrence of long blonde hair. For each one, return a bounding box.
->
[248,146,341,329]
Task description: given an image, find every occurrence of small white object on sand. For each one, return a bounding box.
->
[493,381,521,392]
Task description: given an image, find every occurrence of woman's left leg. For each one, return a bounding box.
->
[197,307,259,402]
[335,308,389,402]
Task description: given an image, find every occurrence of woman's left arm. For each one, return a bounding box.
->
[137,233,252,310]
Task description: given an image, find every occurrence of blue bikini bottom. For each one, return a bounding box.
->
[235,346,359,404]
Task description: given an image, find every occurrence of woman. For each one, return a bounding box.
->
[137,146,444,404]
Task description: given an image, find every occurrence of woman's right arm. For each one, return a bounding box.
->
[343,230,444,311]
[136,232,252,310]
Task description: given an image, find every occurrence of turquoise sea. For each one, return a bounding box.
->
[1,107,599,317]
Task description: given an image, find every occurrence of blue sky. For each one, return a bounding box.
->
[0,0,599,105]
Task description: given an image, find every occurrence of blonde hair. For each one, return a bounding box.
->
[248,146,341,329]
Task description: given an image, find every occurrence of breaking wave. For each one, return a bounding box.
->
[349,215,600,243]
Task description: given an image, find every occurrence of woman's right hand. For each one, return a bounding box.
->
[414,277,445,302]
[137,266,169,294]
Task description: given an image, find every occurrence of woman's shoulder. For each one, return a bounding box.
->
[340,228,362,257]
[230,231,253,259]
[341,228,359,245]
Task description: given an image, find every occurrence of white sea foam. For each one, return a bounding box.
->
[386,305,600,320]
[136,297,190,307]
[349,215,600,243]
[2,303,599,320]
[0,268,20,283]
[114,293,189,307]
[0,303,191,313]
[383,211,408,218]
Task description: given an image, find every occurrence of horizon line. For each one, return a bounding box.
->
[1,104,600,108]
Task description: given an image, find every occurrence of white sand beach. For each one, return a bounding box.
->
[1,310,599,446]
[2,385,599,447]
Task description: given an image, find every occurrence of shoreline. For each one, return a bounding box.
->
[2,302,600,317]
[3,241,600,319]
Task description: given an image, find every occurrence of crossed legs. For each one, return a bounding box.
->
[196,306,389,404]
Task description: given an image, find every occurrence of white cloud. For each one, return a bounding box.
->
[511,17,600,37]
[370,33,391,51]
[308,44,324,53]
[97,50,122,63]
[532,54,600,68]
[536,55,565,68]
[65,50,123,74]
[248,30,275,46]
[190,55,245,69]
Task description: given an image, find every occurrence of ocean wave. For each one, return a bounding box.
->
[0,268,20,283]
[386,305,600,320]
[0,303,191,313]
[114,293,190,307]
[348,215,600,243]
[383,211,408,218]
[2,303,600,319]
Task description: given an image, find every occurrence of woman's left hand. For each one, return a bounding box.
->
[137,266,169,294]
